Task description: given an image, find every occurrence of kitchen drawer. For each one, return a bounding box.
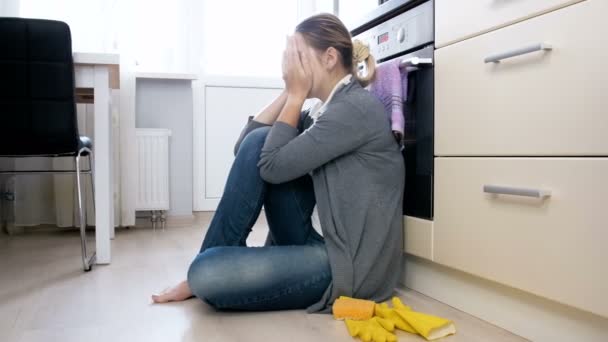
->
[435,0,608,156]
[436,0,584,47]
[434,157,608,318]
[404,216,434,260]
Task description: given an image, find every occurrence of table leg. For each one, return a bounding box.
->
[94,65,114,264]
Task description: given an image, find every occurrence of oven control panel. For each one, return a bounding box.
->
[353,0,433,62]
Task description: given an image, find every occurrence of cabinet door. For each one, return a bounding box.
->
[436,0,584,47]
[404,216,434,260]
[434,157,608,318]
[204,86,282,203]
[435,0,608,156]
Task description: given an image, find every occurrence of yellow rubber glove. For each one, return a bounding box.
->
[374,302,417,334]
[345,317,397,342]
[392,297,456,341]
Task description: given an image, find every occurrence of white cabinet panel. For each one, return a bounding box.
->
[404,216,434,260]
[436,0,584,47]
[434,157,608,318]
[435,0,608,156]
[204,86,282,200]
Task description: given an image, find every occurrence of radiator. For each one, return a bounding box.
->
[135,129,171,212]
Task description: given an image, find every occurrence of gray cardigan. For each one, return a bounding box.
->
[236,81,404,313]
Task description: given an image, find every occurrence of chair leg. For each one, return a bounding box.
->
[87,151,97,265]
[88,153,96,219]
[76,150,95,271]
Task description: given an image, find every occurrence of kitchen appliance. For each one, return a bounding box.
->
[351,0,435,220]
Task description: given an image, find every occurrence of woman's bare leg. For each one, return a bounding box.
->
[152,128,270,304]
[151,280,193,303]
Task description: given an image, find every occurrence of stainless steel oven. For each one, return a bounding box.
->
[351,0,435,220]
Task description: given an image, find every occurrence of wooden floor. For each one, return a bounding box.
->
[0,213,527,342]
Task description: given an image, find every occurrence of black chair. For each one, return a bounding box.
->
[0,17,96,271]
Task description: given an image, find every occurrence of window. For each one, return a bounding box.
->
[19,0,380,77]
[312,0,379,30]
[20,0,113,53]
[202,0,299,78]
[20,0,188,72]
[200,0,380,78]
[338,0,378,29]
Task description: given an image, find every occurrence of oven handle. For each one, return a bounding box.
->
[400,57,433,68]
[484,43,553,63]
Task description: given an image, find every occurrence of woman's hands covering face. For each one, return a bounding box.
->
[282,35,313,101]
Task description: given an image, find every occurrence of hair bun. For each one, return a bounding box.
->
[352,39,370,64]
[351,39,376,87]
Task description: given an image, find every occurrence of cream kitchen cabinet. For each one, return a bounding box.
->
[435,0,608,157]
[433,157,608,318]
[435,0,585,47]
[431,0,608,319]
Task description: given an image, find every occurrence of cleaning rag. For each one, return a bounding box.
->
[368,58,408,138]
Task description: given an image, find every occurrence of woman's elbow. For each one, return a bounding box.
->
[258,156,289,184]
[258,164,284,184]
[258,152,299,184]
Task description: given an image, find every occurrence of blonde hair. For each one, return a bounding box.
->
[296,13,376,87]
[352,39,376,87]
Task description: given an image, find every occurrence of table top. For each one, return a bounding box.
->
[73,52,119,65]
[72,52,120,89]
[135,72,197,80]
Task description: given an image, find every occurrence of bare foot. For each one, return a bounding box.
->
[151,280,194,303]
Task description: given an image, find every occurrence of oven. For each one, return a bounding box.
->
[351,0,435,220]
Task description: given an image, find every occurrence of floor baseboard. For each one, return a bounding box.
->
[401,255,608,342]
[135,213,197,228]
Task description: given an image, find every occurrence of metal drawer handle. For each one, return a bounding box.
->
[484,43,553,64]
[483,185,551,198]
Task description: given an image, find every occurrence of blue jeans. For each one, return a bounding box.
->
[188,127,332,311]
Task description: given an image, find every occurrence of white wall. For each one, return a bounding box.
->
[0,0,19,16]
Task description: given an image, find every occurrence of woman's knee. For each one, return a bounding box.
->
[187,247,242,308]
[236,127,271,156]
[187,250,223,306]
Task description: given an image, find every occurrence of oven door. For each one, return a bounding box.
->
[381,45,434,220]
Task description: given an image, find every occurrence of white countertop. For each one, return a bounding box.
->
[135,72,198,80]
[73,52,120,65]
